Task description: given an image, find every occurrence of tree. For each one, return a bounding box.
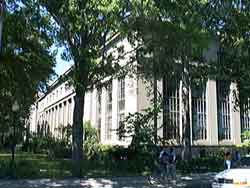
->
[37,0,130,176]
[0,0,55,163]
[127,0,210,159]
[0,0,4,52]
[203,1,250,105]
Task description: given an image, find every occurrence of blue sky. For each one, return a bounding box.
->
[53,47,73,77]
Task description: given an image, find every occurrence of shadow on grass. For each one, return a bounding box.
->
[0,176,213,188]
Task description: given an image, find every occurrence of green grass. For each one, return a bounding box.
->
[0,153,224,179]
[0,154,72,179]
[0,153,144,179]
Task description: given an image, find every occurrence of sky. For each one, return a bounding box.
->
[53,47,73,77]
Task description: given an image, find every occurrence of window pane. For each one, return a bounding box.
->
[118,78,125,111]
[192,83,207,140]
[217,81,231,140]
[166,81,180,139]
[106,83,112,140]
[241,98,250,133]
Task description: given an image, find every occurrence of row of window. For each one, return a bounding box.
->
[97,79,238,142]
[45,84,71,104]
[164,80,249,141]
[241,98,250,133]
[96,78,126,141]
[166,81,208,141]
[38,98,73,135]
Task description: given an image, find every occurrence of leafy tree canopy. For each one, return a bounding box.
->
[0,0,55,126]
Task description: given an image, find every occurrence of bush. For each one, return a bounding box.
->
[83,121,101,160]
[176,155,224,173]
[116,108,162,173]
[28,127,71,159]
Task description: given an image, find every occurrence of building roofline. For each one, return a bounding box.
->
[36,33,122,103]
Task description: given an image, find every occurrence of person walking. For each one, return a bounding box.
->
[234,150,241,167]
[224,151,231,170]
[159,147,169,179]
[167,147,176,180]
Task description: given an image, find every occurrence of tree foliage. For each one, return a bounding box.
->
[126,0,211,159]
[203,0,250,106]
[36,0,131,176]
[0,0,55,148]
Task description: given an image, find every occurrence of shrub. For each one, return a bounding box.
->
[83,121,101,160]
[117,108,162,173]
[176,155,224,173]
[28,126,72,159]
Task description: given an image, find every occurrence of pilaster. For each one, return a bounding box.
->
[207,79,218,145]
[230,83,241,145]
[101,88,106,143]
[112,79,118,142]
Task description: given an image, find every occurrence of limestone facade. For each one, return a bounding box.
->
[30,75,248,146]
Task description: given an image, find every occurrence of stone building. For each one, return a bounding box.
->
[30,39,250,147]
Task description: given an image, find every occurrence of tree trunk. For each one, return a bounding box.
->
[162,75,167,145]
[11,136,15,163]
[181,55,192,161]
[72,85,85,177]
[153,76,158,144]
[11,115,16,165]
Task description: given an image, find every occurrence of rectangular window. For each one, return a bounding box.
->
[241,98,250,133]
[97,118,101,139]
[106,83,112,140]
[106,84,112,113]
[166,81,180,140]
[97,89,102,114]
[118,113,125,141]
[217,81,231,140]
[106,116,112,140]
[192,83,207,140]
[96,89,102,139]
[118,78,126,141]
[118,77,125,111]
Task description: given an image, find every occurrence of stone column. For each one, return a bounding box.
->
[55,106,58,137]
[63,102,66,126]
[101,88,106,143]
[157,80,163,139]
[230,83,241,145]
[89,92,93,122]
[45,111,48,134]
[125,77,138,144]
[48,110,51,132]
[56,105,60,137]
[65,101,68,126]
[71,97,75,125]
[59,104,63,133]
[189,85,193,144]
[179,81,183,142]
[50,109,53,133]
[67,99,71,125]
[53,107,56,134]
[207,79,218,145]
[51,109,53,133]
[45,111,48,125]
[112,79,118,142]
[92,89,97,129]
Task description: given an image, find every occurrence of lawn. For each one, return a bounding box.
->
[0,153,144,179]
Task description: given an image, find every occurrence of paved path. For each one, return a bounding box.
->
[0,173,216,188]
